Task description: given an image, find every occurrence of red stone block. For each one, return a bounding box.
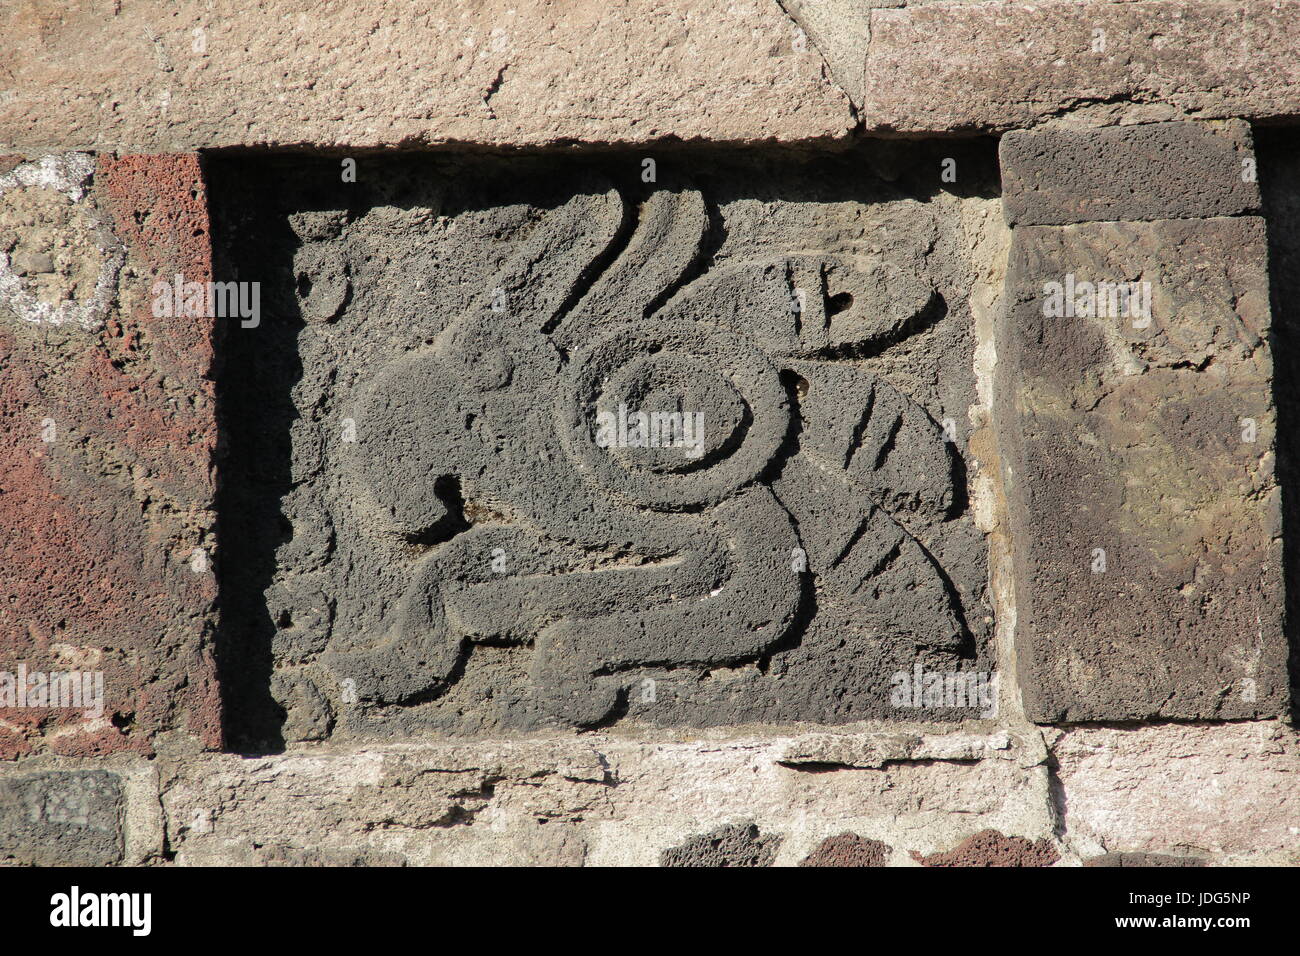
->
[0,153,221,756]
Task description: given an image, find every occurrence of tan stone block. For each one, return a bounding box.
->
[1054,723,1300,860]
[0,0,854,152]
[860,1,1300,133]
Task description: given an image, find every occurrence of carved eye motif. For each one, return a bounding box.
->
[561,322,789,511]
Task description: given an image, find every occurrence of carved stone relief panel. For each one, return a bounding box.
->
[212,148,998,746]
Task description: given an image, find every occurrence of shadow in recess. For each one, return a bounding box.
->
[207,156,326,754]
[1257,125,1300,718]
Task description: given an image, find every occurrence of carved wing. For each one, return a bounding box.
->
[658,254,969,650]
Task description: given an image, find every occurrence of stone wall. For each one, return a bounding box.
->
[1,0,1297,866]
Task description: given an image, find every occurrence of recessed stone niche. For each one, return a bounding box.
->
[210,146,1001,750]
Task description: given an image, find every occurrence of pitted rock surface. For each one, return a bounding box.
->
[997,187,1285,721]
[0,153,221,757]
[799,832,891,867]
[1000,121,1260,226]
[661,822,781,867]
[911,830,1059,868]
[0,771,124,866]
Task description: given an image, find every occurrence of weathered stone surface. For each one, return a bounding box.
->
[0,153,221,756]
[1053,723,1300,862]
[799,831,891,866]
[48,722,1300,866]
[1000,122,1260,227]
[780,730,1013,769]
[211,147,999,746]
[997,214,1285,722]
[910,829,1059,867]
[0,0,853,153]
[26,723,1300,866]
[859,1,1300,133]
[10,2,1300,149]
[778,0,872,108]
[0,770,124,865]
[1083,852,1206,867]
[662,822,782,867]
[158,730,1055,866]
[1,0,1299,874]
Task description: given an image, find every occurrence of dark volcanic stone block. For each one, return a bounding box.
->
[1000,121,1260,226]
[997,215,1286,721]
[0,770,124,866]
[661,822,781,867]
[209,148,997,746]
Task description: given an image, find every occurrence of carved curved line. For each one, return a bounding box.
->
[555,186,710,350]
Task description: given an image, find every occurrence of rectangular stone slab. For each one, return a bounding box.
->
[0,770,124,866]
[1000,122,1260,226]
[0,0,852,152]
[996,215,1286,721]
[0,153,222,756]
[860,1,1300,134]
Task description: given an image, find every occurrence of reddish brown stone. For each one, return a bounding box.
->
[800,833,891,867]
[911,830,1059,867]
[0,153,221,756]
[859,1,1300,133]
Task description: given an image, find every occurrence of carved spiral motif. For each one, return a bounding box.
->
[560,321,789,510]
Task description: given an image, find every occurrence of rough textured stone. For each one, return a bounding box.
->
[0,153,221,756]
[778,0,872,108]
[1000,122,1260,226]
[1083,852,1206,867]
[0,0,853,153]
[799,831,890,866]
[211,147,1000,747]
[910,829,1059,867]
[25,722,1293,866]
[1053,723,1300,862]
[662,822,782,867]
[5,5,1300,869]
[158,730,1055,866]
[859,1,1300,133]
[780,731,1013,769]
[11,2,1300,148]
[0,770,124,865]
[997,213,1285,722]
